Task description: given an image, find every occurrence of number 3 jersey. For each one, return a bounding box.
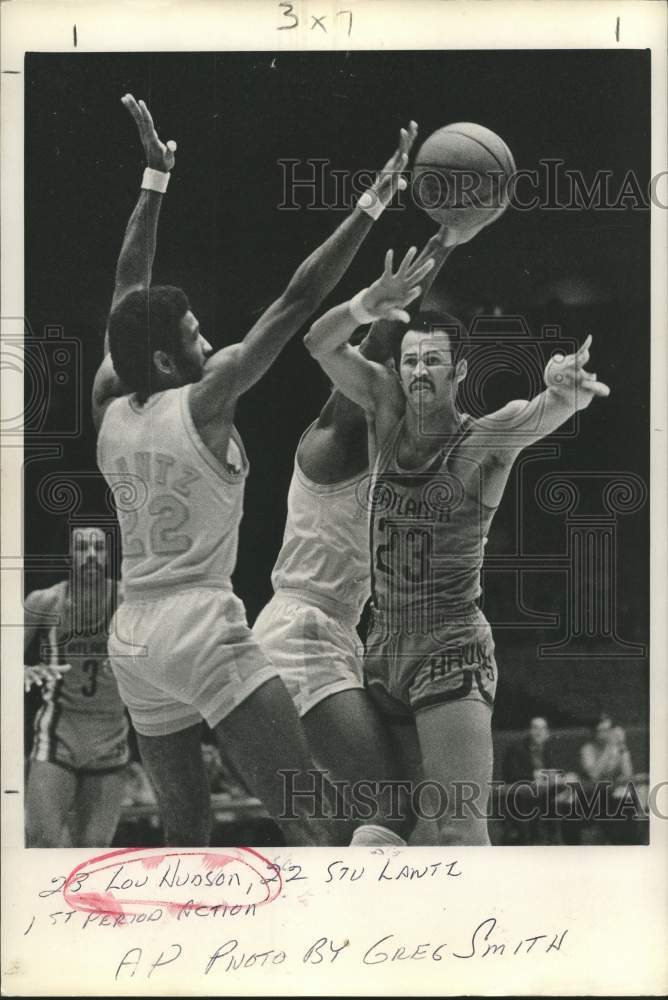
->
[26,579,124,717]
[97,385,248,596]
[368,415,499,628]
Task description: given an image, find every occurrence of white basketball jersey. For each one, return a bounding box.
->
[97,385,248,594]
[271,438,370,622]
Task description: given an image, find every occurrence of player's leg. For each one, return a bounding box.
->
[68,768,129,847]
[62,711,131,847]
[303,689,416,842]
[405,610,498,845]
[118,590,332,845]
[135,726,212,846]
[215,678,337,847]
[254,597,412,843]
[108,598,213,846]
[376,718,443,846]
[414,698,494,846]
[25,761,77,847]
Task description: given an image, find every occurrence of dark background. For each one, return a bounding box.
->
[24,50,650,733]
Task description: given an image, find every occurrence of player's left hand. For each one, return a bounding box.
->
[24,663,71,692]
[544,335,611,410]
[121,93,177,172]
[367,121,418,209]
[362,245,435,322]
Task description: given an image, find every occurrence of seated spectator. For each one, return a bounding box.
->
[504,716,554,783]
[502,717,562,844]
[577,714,636,844]
[579,714,633,788]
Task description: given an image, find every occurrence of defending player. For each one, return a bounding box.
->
[24,526,129,847]
[253,211,466,845]
[305,246,610,845]
[93,94,410,845]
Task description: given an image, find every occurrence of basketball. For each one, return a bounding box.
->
[413,122,516,228]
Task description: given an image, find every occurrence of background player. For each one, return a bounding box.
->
[304,245,611,845]
[93,94,411,845]
[24,526,129,847]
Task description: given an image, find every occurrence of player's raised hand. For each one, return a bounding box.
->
[121,93,177,172]
[544,335,611,410]
[24,663,71,692]
[365,120,418,211]
[362,245,435,323]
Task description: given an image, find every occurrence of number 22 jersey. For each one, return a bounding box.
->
[97,385,248,596]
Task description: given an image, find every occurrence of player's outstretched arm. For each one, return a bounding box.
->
[23,589,56,658]
[314,218,484,432]
[481,334,610,449]
[107,94,176,339]
[475,335,610,505]
[354,211,494,369]
[355,227,454,365]
[191,123,416,411]
[92,95,176,429]
[304,246,434,410]
[23,589,71,690]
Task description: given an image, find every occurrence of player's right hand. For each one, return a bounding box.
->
[369,121,418,209]
[121,93,177,172]
[24,663,71,692]
[362,245,435,323]
[544,335,611,410]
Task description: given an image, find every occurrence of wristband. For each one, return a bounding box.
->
[358,175,407,220]
[349,288,377,325]
[357,189,385,220]
[141,167,170,194]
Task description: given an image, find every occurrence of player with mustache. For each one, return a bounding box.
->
[304,244,610,845]
[254,169,489,843]
[24,526,129,846]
